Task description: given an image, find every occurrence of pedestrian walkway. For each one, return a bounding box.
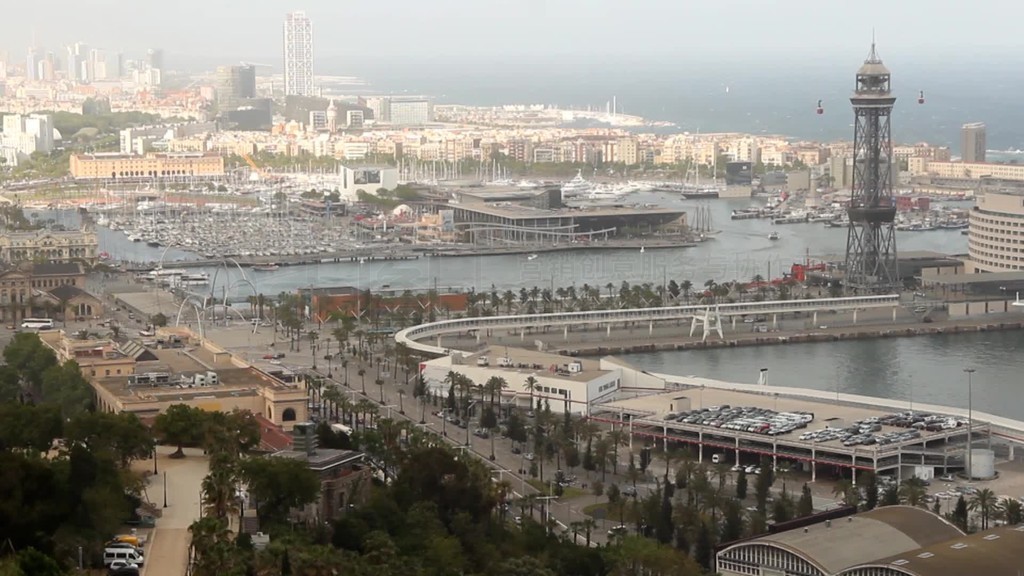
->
[132,447,209,576]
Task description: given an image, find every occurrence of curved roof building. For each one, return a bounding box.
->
[716,506,962,576]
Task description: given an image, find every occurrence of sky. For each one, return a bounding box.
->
[5,0,1024,72]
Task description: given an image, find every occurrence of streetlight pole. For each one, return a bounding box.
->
[963,368,975,480]
[163,471,168,508]
[153,441,158,475]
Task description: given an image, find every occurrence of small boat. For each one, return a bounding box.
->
[526,254,538,261]
[768,231,780,241]
[253,264,280,272]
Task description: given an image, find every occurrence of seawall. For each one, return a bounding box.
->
[552,319,1024,357]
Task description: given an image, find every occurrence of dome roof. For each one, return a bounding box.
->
[857,43,889,76]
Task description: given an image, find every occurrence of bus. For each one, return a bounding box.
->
[20,318,55,330]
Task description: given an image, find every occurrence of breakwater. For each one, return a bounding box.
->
[554,319,1024,357]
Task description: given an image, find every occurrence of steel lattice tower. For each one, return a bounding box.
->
[844,42,899,292]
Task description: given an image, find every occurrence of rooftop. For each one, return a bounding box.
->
[847,524,1024,576]
[920,270,1024,286]
[273,448,364,472]
[459,346,610,382]
[735,507,961,574]
[458,202,685,220]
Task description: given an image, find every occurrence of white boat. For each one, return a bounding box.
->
[253,264,280,272]
[526,254,538,261]
[173,272,210,287]
[560,170,593,197]
[768,231,780,241]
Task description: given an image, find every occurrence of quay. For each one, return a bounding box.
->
[120,237,697,271]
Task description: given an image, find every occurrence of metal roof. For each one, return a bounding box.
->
[840,524,1024,576]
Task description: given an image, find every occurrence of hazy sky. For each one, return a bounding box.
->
[5,0,1024,70]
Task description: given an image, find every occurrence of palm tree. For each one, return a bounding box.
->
[375,378,386,404]
[998,496,1023,525]
[970,488,999,530]
[358,368,367,395]
[201,465,239,519]
[524,375,538,413]
[898,477,928,507]
[396,389,406,415]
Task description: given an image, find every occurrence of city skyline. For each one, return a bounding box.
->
[5,0,1024,68]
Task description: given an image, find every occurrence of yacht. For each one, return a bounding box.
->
[173,272,210,287]
[560,170,593,197]
[253,264,280,272]
[768,231,780,241]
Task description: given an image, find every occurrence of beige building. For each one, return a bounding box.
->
[967,190,1024,272]
[909,158,1024,181]
[961,122,986,163]
[48,327,309,430]
[69,152,225,180]
[0,229,98,265]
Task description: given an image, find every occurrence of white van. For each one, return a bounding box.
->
[711,453,727,464]
[103,548,144,567]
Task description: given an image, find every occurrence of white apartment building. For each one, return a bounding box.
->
[283,11,314,97]
[1,113,55,166]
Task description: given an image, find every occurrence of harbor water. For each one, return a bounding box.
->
[67,195,1000,419]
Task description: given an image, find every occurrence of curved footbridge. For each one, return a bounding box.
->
[396,294,902,356]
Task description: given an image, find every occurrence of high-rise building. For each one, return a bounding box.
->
[283,11,314,96]
[388,96,433,126]
[961,122,986,163]
[66,42,88,82]
[147,48,164,72]
[214,65,257,111]
[25,48,38,81]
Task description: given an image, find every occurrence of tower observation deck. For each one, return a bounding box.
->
[844,42,899,292]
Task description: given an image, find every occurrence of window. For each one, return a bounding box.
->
[282,408,297,422]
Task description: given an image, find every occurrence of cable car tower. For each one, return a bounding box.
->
[844,41,899,293]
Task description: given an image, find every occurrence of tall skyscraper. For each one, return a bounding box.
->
[961,122,987,163]
[283,11,314,96]
[25,48,39,81]
[66,42,88,82]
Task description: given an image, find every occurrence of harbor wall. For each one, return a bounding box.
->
[559,319,1024,357]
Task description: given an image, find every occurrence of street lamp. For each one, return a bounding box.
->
[163,471,168,508]
[152,440,159,475]
[963,368,976,480]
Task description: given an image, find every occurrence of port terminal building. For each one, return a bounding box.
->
[716,505,1023,576]
[419,346,667,415]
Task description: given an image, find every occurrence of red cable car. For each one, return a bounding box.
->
[816,99,824,115]
[918,90,925,104]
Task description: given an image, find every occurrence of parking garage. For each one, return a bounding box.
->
[591,386,989,483]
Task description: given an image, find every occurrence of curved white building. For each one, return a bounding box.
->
[968,190,1024,272]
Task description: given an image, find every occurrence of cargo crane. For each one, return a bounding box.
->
[241,153,279,182]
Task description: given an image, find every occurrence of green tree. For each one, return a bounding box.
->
[754,465,772,514]
[952,495,969,532]
[797,483,814,517]
[693,520,714,570]
[735,468,748,500]
[241,456,321,525]
[898,477,928,507]
[860,471,879,510]
[969,488,998,530]
[64,411,154,467]
[1000,497,1024,525]
[154,404,207,457]
[721,499,745,543]
[150,312,169,327]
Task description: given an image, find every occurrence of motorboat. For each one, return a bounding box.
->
[526,254,538,261]
[560,170,593,197]
[253,264,280,272]
[768,231,780,241]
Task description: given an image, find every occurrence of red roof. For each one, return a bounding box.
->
[255,414,292,452]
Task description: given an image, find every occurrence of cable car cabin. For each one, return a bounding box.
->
[918,90,925,104]
[816,100,824,115]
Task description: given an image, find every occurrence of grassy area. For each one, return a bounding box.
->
[582,501,639,524]
[527,479,587,499]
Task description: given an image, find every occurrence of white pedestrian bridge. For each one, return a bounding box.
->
[395,294,902,355]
